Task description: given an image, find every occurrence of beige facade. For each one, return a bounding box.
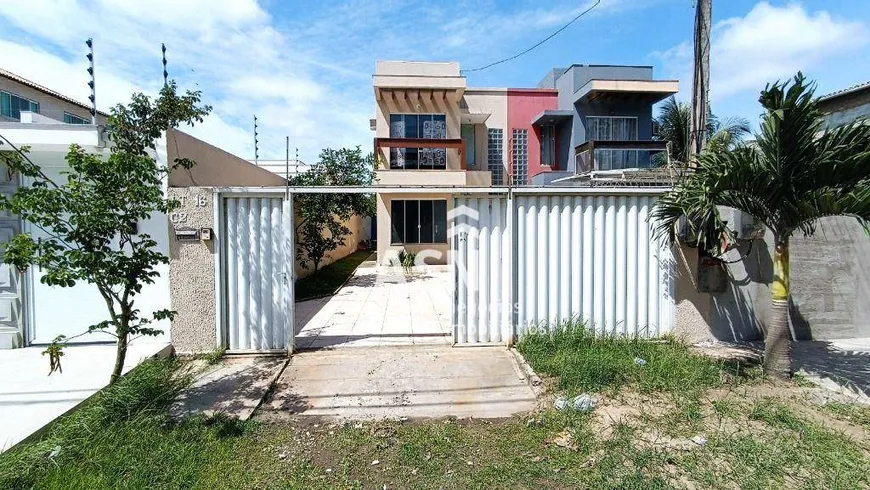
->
[372,63,505,264]
[462,88,509,175]
[0,69,108,125]
[377,193,452,266]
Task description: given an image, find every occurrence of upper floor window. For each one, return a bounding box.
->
[540,125,556,167]
[63,112,90,125]
[1,91,39,121]
[461,124,476,168]
[389,114,447,169]
[586,116,637,141]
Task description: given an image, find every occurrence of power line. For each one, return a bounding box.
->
[461,0,602,74]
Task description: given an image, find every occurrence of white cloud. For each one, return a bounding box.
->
[653,2,868,103]
[0,0,371,163]
[0,0,654,163]
[712,2,867,98]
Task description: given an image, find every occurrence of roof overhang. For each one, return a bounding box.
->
[461,110,491,124]
[574,79,678,104]
[374,74,466,103]
[531,109,573,126]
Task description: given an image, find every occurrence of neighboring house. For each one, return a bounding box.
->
[817,81,870,129]
[0,68,107,126]
[370,61,678,265]
[0,69,127,348]
[532,65,678,185]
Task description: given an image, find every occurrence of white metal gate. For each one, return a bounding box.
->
[452,196,513,344]
[514,193,674,337]
[222,195,294,352]
[452,191,675,344]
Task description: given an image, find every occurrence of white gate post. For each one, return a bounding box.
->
[282,193,295,355]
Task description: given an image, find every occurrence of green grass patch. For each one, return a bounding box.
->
[4,343,869,489]
[294,250,373,301]
[516,320,743,395]
[0,357,191,489]
[823,401,870,430]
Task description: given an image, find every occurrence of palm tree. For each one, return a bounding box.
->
[654,96,750,164]
[651,73,870,378]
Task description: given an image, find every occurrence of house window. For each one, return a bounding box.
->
[1,91,39,120]
[487,128,504,185]
[390,199,447,244]
[511,128,528,185]
[586,116,639,170]
[389,114,447,169]
[540,125,556,167]
[63,112,90,125]
[461,124,475,167]
[586,116,638,141]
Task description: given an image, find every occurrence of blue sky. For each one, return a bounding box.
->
[1,0,869,164]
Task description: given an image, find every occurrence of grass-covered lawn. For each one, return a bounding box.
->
[294,250,373,302]
[3,324,869,489]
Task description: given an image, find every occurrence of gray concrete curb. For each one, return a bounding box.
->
[509,348,545,397]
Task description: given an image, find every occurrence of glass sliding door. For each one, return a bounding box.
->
[389,113,447,169]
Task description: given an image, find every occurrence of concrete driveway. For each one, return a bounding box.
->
[0,340,169,451]
[294,264,452,349]
[263,346,538,419]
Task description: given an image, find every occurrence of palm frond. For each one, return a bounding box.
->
[654,96,691,164]
[654,71,870,253]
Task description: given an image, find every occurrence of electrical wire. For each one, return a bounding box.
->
[460,0,602,74]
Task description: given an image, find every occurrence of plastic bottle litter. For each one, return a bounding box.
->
[554,394,598,412]
[634,357,648,366]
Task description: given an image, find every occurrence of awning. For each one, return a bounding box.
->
[461,110,491,124]
[531,109,573,126]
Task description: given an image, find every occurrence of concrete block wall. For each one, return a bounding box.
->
[674,215,870,343]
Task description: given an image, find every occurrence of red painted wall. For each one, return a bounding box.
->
[507,89,558,184]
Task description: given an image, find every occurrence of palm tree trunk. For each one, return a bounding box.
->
[764,236,792,378]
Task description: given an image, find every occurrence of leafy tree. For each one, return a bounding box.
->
[654,96,750,164]
[0,82,210,382]
[651,73,870,378]
[290,147,375,272]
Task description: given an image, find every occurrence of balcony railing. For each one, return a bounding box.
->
[374,137,467,170]
[574,140,669,173]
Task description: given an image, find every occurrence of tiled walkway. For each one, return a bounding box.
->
[294,264,452,349]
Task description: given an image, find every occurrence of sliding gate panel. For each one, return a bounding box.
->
[452,196,512,344]
[514,194,675,337]
[223,196,293,352]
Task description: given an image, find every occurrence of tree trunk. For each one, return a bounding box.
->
[764,236,792,378]
[110,326,129,384]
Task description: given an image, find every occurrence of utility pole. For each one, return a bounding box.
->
[689,0,711,162]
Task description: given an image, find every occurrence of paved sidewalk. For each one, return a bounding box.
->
[171,356,287,420]
[264,346,538,420]
[0,340,169,451]
[294,265,452,349]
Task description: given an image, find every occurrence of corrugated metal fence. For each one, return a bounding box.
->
[223,196,294,351]
[219,189,674,352]
[453,192,675,344]
[513,194,674,337]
